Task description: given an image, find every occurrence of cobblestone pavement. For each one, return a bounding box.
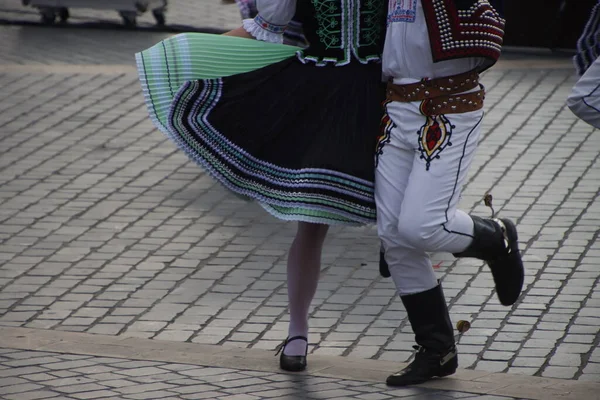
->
[0,346,526,400]
[0,2,599,392]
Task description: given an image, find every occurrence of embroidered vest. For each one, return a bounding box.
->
[422,0,505,70]
[295,0,387,65]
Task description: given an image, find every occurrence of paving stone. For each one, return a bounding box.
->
[541,366,579,379]
[114,382,176,394]
[117,367,169,377]
[70,389,120,399]
[474,361,508,373]
[3,390,61,400]
[0,367,47,378]
[20,373,56,382]
[42,376,96,387]
[3,357,64,368]
[86,324,124,335]
[0,382,45,394]
[43,360,97,371]
[169,384,217,394]
[481,352,514,362]
[0,377,28,386]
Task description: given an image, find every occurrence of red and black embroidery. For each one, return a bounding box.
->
[422,0,505,71]
[417,115,454,170]
[375,101,394,167]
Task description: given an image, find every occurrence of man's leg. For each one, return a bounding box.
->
[377,103,468,386]
[387,108,524,307]
[375,103,432,287]
[392,110,482,253]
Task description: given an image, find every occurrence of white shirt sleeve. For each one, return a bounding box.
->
[567,56,600,129]
[242,0,297,44]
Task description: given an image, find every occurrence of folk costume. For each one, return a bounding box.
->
[568,0,600,128]
[137,0,387,374]
[376,0,524,386]
[136,0,386,226]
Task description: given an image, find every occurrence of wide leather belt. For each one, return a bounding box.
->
[386,70,485,115]
[418,89,485,116]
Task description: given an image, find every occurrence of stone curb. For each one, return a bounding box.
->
[0,327,598,400]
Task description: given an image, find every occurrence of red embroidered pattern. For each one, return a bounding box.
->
[254,14,287,34]
[417,115,454,171]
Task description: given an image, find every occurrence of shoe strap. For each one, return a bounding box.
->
[413,344,456,356]
[287,335,308,344]
[274,335,308,356]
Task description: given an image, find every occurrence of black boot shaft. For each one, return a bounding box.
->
[453,216,524,306]
[453,215,505,259]
[387,283,457,387]
[401,284,455,352]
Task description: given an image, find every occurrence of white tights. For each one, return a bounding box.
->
[284,222,329,356]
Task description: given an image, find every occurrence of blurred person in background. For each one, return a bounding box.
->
[567,0,600,128]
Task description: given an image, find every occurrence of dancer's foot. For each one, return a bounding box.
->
[454,216,524,306]
[388,284,457,386]
[276,336,308,372]
[387,345,457,386]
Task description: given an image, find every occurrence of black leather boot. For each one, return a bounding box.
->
[453,216,524,306]
[386,284,457,387]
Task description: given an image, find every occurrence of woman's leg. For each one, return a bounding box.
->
[284,222,329,356]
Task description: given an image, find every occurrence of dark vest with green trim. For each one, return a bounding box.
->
[295,0,387,65]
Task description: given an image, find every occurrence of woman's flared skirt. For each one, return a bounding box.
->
[136,33,383,225]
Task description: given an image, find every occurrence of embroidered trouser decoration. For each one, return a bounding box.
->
[417,115,454,171]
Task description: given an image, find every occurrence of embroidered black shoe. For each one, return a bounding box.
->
[275,336,308,372]
[386,345,458,387]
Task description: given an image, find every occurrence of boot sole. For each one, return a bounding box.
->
[280,362,306,372]
[386,368,457,387]
[280,355,307,372]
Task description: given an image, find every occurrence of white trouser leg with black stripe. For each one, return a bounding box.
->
[375,100,483,387]
[375,101,483,296]
[376,97,525,387]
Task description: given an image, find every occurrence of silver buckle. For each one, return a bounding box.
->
[440,347,457,366]
[493,218,511,254]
